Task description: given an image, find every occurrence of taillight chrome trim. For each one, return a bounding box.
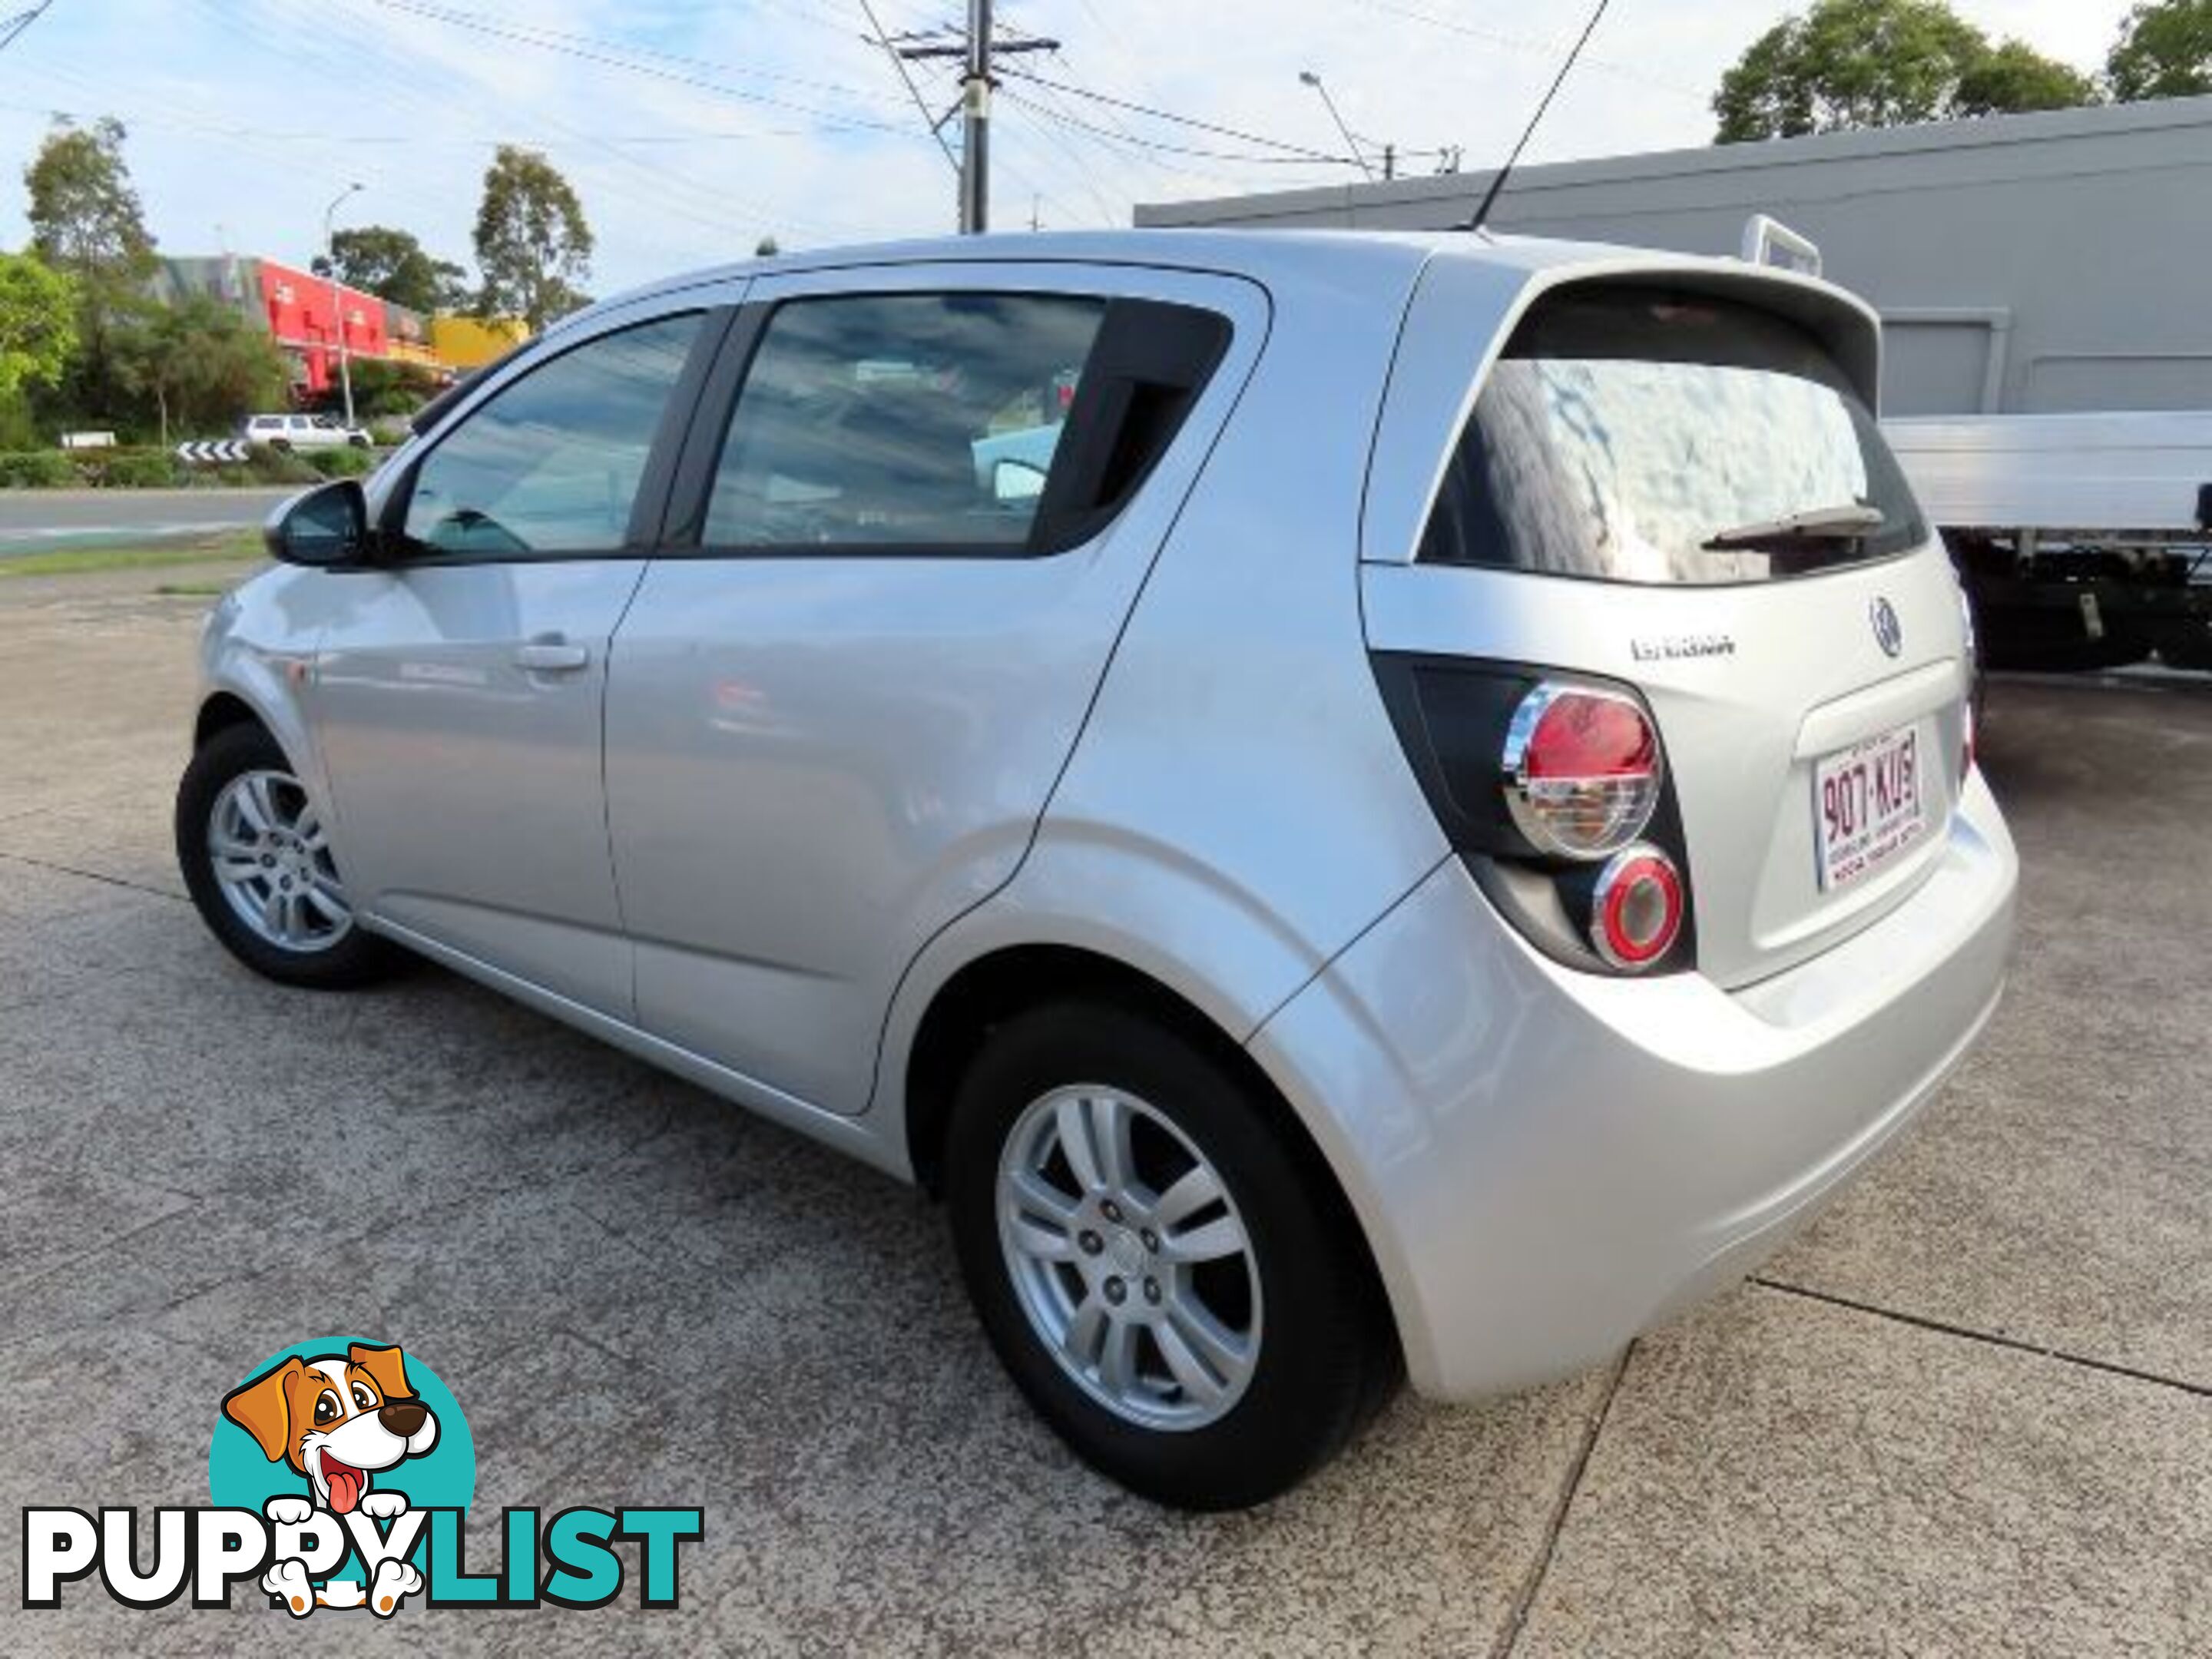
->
[1955,575,1980,779]
[1589,844,1685,970]
[1501,681,1666,860]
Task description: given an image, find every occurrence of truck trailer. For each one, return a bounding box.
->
[1137,95,2212,671]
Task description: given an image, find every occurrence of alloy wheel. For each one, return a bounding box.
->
[995,1084,1262,1431]
[207,769,353,953]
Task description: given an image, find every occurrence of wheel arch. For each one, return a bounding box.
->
[190,669,334,839]
[898,940,1402,1361]
[194,689,267,750]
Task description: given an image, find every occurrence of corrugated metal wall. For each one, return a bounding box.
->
[1137,96,2212,419]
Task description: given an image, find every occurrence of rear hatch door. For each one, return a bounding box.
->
[1363,271,1972,988]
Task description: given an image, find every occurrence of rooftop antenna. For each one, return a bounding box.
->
[1463,0,1611,234]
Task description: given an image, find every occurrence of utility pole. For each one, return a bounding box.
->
[323,182,364,430]
[895,2,1055,233]
[1297,70,1374,180]
[959,0,989,234]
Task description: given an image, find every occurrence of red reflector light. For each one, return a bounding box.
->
[1504,684,1664,859]
[1591,846,1684,969]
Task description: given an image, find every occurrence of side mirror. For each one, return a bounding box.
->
[992,456,1048,505]
[265,478,371,568]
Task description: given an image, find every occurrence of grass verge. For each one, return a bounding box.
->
[0,532,264,579]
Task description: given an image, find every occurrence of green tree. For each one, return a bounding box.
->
[313,224,471,316]
[326,356,442,419]
[471,145,593,331]
[1954,38,2099,116]
[2108,0,2212,99]
[0,251,78,402]
[754,235,780,258]
[23,116,159,419]
[117,294,289,445]
[1714,0,2095,142]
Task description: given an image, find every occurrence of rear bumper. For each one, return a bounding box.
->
[1247,772,2017,1399]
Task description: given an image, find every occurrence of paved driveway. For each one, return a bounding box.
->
[2,562,2207,1655]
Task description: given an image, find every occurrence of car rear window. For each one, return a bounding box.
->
[1418,286,1925,584]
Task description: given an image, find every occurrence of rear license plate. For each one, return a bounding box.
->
[1814,724,1927,891]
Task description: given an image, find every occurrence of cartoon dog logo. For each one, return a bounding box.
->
[221,1341,437,1616]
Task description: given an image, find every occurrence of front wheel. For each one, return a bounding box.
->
[946,1000,1396,1510]
[175,722,401,988]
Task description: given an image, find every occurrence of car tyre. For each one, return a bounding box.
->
[349,435,371,449]
[946,998,1396,1510]
[175,722,402,989]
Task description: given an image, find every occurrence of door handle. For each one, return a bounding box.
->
[514,637,591,674]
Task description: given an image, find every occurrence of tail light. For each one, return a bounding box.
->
[1502,685,1663,859]
[1590,846,1684,968]
[1955,565,1980,779]
[1369,654,1696,977]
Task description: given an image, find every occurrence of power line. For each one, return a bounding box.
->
[235,2,767,240]
[995,64,1356,164]
[351,0,935,143]
[1000,82,1317,215]
[360,0,909,108]
[1034,43,1224,190]
[0,0,56,55]
[856,0,957,171]
[992,85,1127,226]
[998,88,1354,168]
[1342,0,1702,100]
[289,1,882,243]
[310,0,914,240]
[0,96,856,147]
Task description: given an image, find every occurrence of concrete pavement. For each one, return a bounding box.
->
[0,488,296,555]
[1,562,2207,1654]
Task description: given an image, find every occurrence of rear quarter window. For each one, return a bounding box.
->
[1419,286,1926,584]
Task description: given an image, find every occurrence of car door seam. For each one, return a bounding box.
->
[856,280,1280,1119]
[601,557,656,1022]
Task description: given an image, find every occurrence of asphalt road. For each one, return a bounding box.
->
[0,488,296,555]
[2,561,2207,1655]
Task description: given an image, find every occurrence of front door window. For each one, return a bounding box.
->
[403,314,704,558]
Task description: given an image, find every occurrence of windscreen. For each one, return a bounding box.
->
[1418,286,1925,584]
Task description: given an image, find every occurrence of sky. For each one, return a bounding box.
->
[0,0,2143,297]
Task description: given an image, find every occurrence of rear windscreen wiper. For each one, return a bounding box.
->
[1700,502,1886,551]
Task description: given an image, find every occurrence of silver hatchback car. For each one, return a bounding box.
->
[179,230,2016,1509]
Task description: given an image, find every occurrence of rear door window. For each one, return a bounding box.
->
[702,293,1108,551]
[1419,286,1925,584]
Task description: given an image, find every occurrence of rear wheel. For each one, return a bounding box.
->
[175,722,400,988]
[946,1000,1396,1509]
